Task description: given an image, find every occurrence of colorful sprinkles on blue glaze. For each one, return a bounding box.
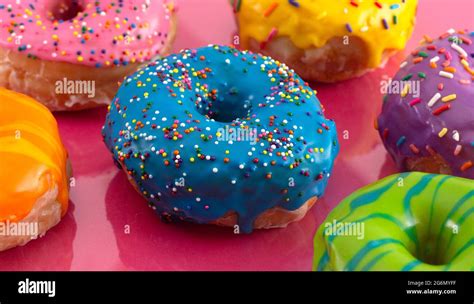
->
[102,45,339,233]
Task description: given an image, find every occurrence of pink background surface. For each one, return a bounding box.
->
[0,0,473,271]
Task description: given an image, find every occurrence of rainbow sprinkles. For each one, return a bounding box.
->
[378,29,474,178]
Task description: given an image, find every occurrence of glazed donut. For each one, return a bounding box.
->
[313,172,474,271]
[232,0,418,83]
[0,0,177,111]
[0,88,70,251]
[377,29,474,179]
[102,45,339,233]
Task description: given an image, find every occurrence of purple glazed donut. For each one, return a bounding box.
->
[377,29,474,179]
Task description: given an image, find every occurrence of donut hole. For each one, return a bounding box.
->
[48,0,84,22]
[414,236,446,266]
[409,219,455,266]
[195,89,252,122]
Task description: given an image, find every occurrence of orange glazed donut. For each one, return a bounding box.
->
[0,88,70,251]
[0,0,177,111]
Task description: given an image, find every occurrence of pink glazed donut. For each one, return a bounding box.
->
[0,0,177,111]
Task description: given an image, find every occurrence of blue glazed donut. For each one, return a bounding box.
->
[102,45,339,233]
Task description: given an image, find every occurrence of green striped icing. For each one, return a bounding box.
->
[313,173,474,271]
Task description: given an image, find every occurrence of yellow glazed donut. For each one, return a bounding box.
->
[0,88,70,251]
[233,0,418,82]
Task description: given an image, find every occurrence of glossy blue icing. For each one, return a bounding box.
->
[102,45,339,233]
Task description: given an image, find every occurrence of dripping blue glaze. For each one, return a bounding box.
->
[102,45,339,233]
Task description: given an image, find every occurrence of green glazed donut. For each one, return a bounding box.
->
[313,172,474,271]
